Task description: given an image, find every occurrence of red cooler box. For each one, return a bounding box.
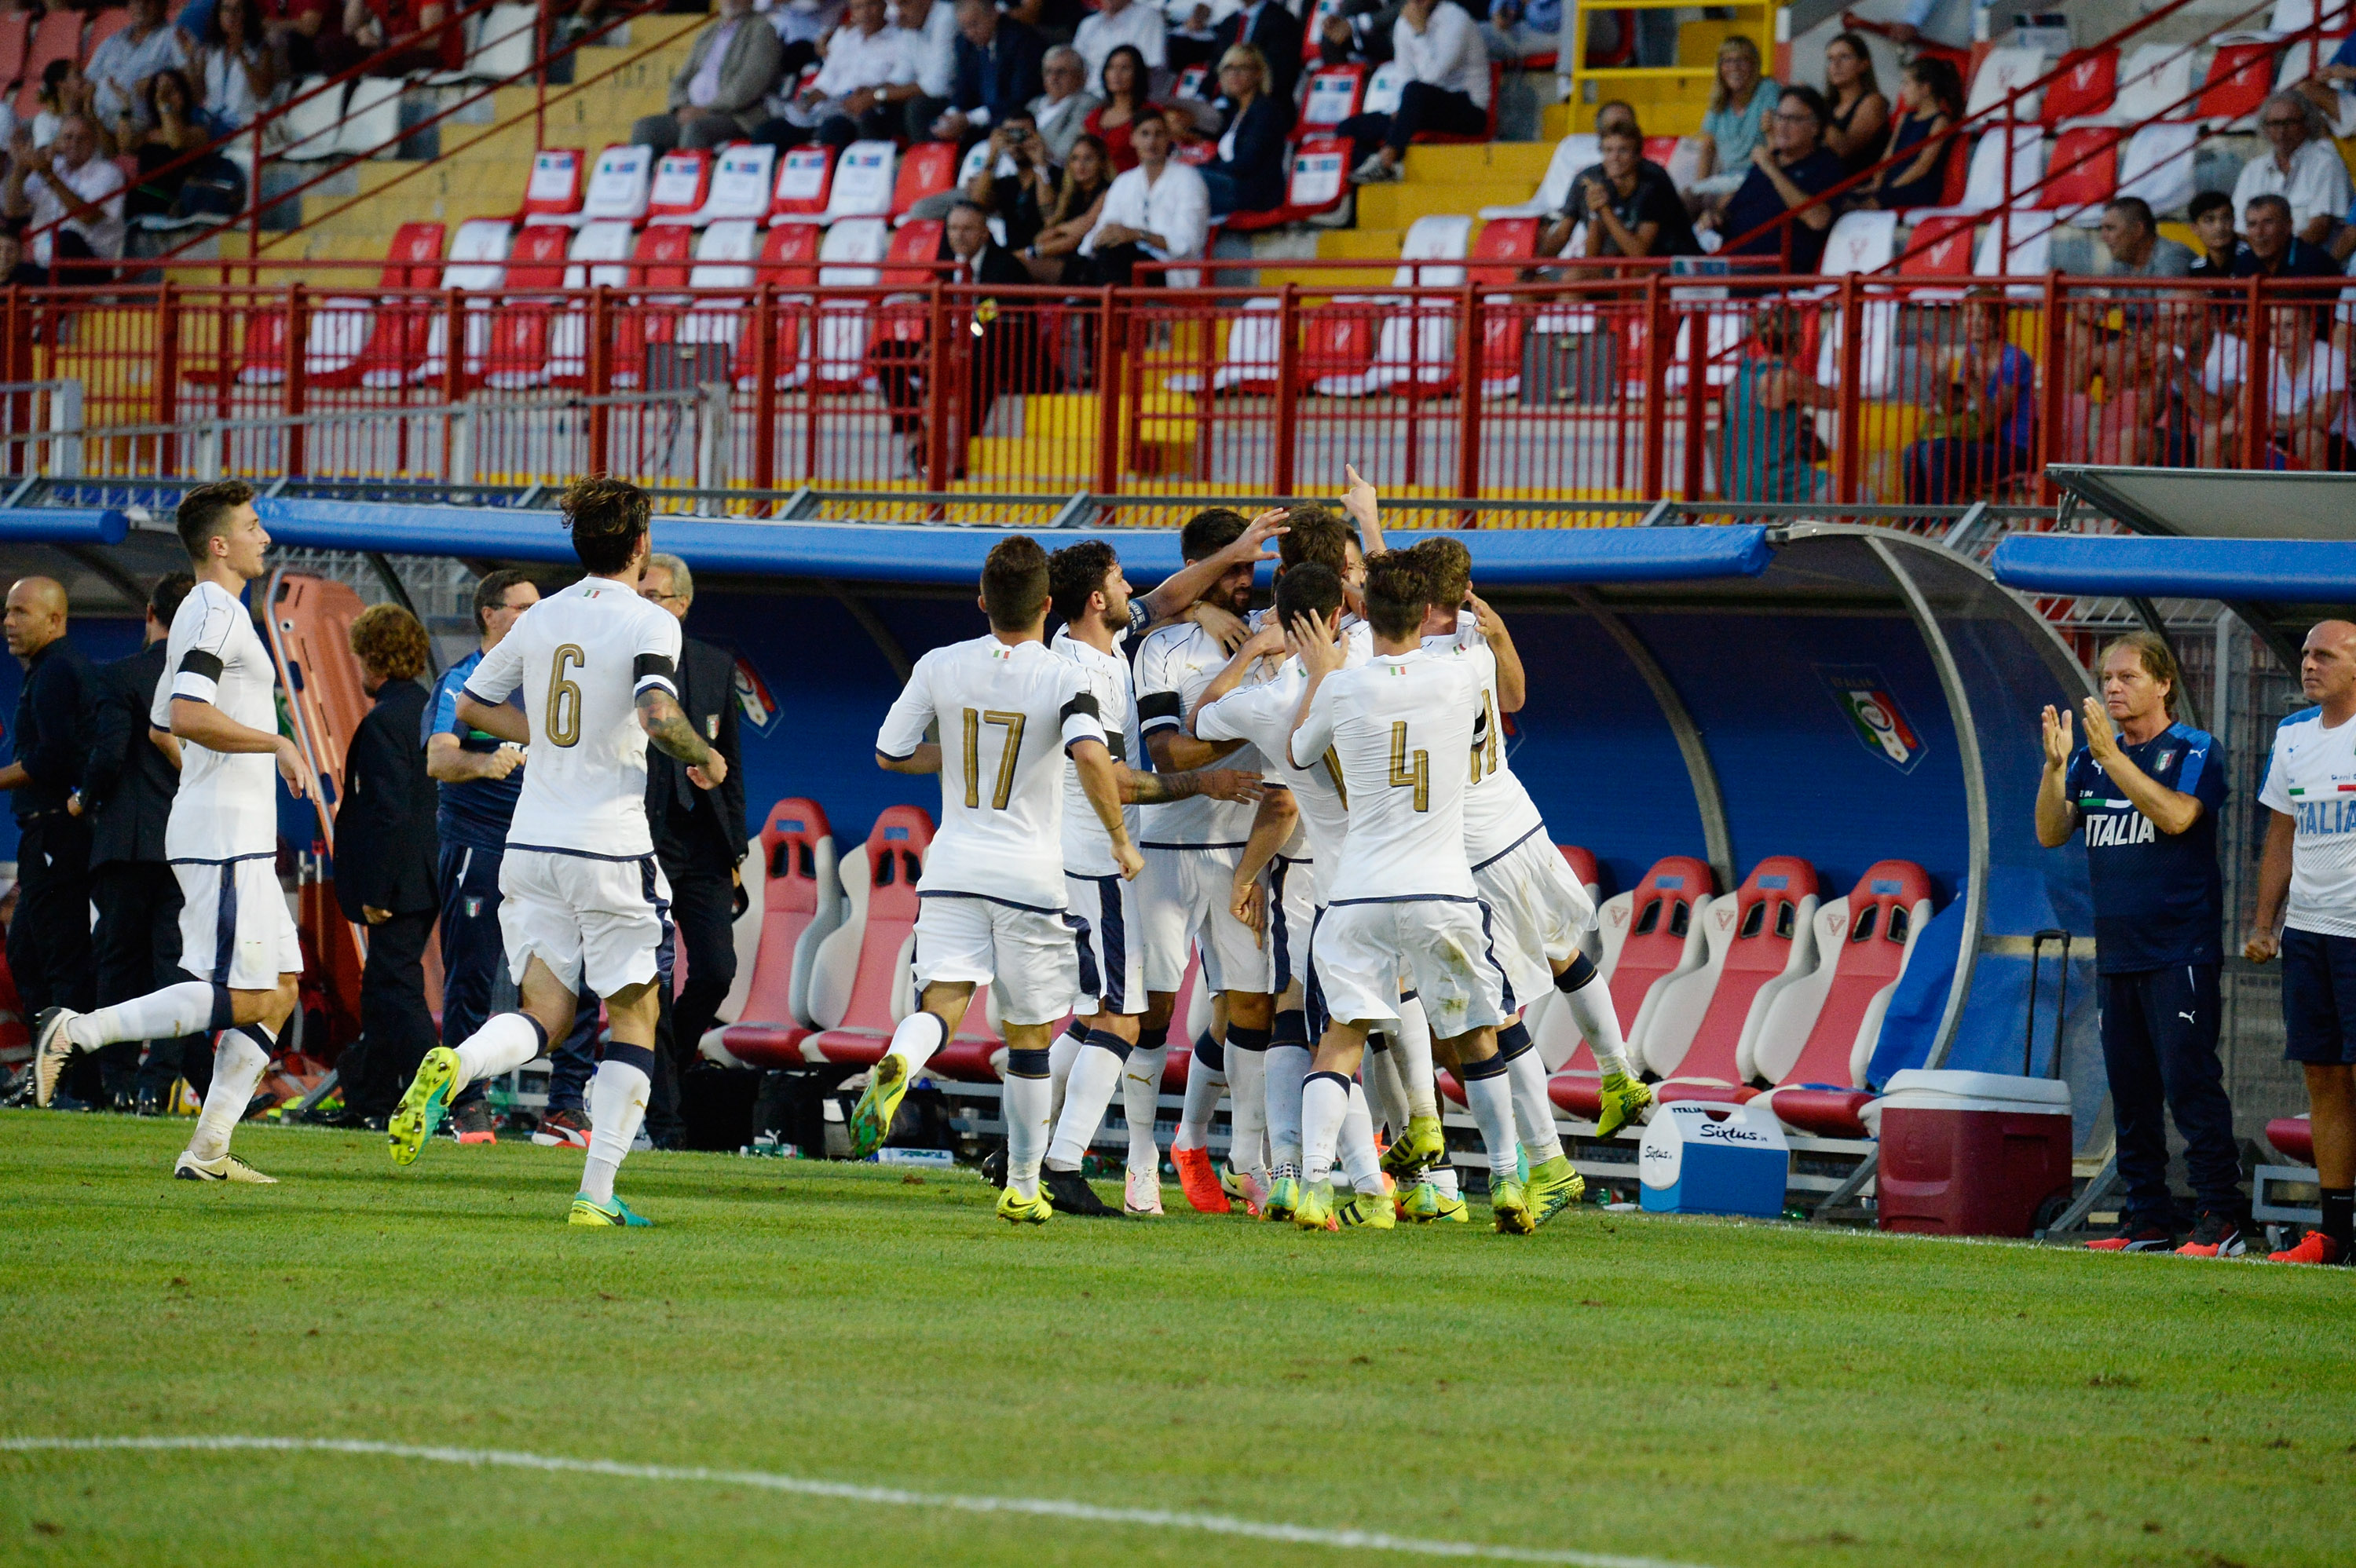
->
[1863,1069,2075,1237]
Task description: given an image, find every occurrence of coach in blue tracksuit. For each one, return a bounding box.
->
[2036,630,2244,1256]
[425,569,600,1145]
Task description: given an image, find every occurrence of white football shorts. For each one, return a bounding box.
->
[499,847,671,999]
[1064,871,1145,1017]
[1469,828,1597,1011]
[174,853,304,990]
[1267,853,1318,999]
[913,893,1083,1026]
[1311,897,1509,1042]
[1139,843,1274,996]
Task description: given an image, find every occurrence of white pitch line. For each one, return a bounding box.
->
[1,1435,1720,1568]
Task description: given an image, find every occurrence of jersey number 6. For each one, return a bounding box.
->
[547,644,585,747]
[1388,721,1429,813]
[962,707,1026,810]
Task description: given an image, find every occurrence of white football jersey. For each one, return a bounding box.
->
[1052,626,1142,878]
[876,634,1108,910]
[1133,618,1260,848]
[461,576,684,859]
[2261,704,2356,938]
[1425,611,1547,864]
[1290,649,1486,904]
[154,578,281,861]
[1194,660,1350,868]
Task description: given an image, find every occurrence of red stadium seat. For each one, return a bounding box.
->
[519,146,585,224]
[2039,125,2121,210]
[1301,64,1368,130]
[229,221,444,389]
[891,141,958,220]
[1221,135,1352,232]
[13,10,83,119]
[2198,40,2280,122]
[1302,0,1344,61]
[608,223,696,387]
[803,807,997,1076]
[1753,861,1935,1138]
[480,223,572,389]
[1900,214,1977,275]
[732,222,823,390]
[768,144,836,223]
[644,148,713,225]
[2266,1115,2314,1165]
[2041,48,2116,123]
[82,8,130,60]
[712,799,844,1069]
[1602,856,1716,1041]
[0,13,31,93]
[1641,857,1822,1105]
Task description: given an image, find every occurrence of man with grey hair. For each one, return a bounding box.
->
[637,553,746,1147]
[1030,46,1100,163]
[2230,90,2351,249]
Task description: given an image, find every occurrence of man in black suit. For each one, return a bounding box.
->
[933,0,1046,149]
[1216,0,1304,105]
[81,572,207,1113]
[880,200,1052,477]
[331,605,442,1126]
[638,554,747,1148]
[1,576,96,1101]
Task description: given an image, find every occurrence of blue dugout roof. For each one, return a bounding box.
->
[1992,534,2356,602]
[0,508,128,546]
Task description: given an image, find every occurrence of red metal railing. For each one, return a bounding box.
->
[5,273,2348,519]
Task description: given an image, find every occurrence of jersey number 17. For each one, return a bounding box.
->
[963,707,1026,810]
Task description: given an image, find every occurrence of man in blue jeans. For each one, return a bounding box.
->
[424,569,602,1146]
[2036,630,2244,1255]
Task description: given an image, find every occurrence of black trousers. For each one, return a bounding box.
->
[91,859,207,1104]
[10,815,94,1021]
[1338,82,1487,165]
[338,908,438,1120]
[647,850,738,1144]
[2100,963,2242,1223]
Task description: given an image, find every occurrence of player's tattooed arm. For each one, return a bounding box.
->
[635,688,730,789]
[1120,765,1261,805]
[1227,785,1298,941]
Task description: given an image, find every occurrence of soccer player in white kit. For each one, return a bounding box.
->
[32,483,313,1184]
[1284,550,1542,1234]
[382,480,728,1228]
[1035,535,1269,1217]
[854,536,1139,1224]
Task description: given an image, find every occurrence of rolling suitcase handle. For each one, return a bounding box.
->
[2024,929,2071,1079]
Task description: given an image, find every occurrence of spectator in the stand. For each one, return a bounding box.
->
[2296,27,2356,139]
[1085,43,1156,172]
[0,577,94,1088]
[1212,0,1302,105]
[1882,0,1999,50]
[1686,35,1776,210]
[1081,110,1205,285]
[3,115,128,278]
[792,0,920,148]
[2097,195,2193,285]
[1545,122,1697,261]
[766,0,844,80]
[86,0,198,132]
[379,0,471,75]
[2236,192,2342,280]
[964,111,1061,246]
[331,605,441,1132]
[1703,84,1840,272]
[1029,46,1099,163]
[201,0,280,133]
[264,0,359,79]
[635,554,746,1150]
[2065,199,2193,466]
[2187,190,2244,280]
[876,200,1043,474]
[630,0,785,153]
[1901,289,2035,505]
[898,0,960,146]
[84,573,205,1116]
[0,232,42,288]
[1850,54,1959,212]
[1480,0,1560,65]
[1199,43,1289,219]
[25,61,103,153]
[934,0,1046,148]
[1019,130,1111,282]
[1717,304,1832,505]
[1340,0,1489,186]
[2186,303,2346,470]
[1169,1,1221,76]
[2233,93,2351,250]
[1820,31,1887,178]
[1074,0,1164,86]
[124,69,221,219]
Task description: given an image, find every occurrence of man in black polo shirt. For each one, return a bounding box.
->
[2233,193,2341,280]
[0,576,95,1096]
[2036,631,2244,1255]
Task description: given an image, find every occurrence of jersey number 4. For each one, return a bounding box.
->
[1388,722,1429,813]
[546,644,586,748]
[962,707,1026,810]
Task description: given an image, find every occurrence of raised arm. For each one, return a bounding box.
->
[1137,508,1287,623]
[1341,463,1385,556]
[2079,697,2201,837]
[1466,590,1525,713]
[2033,704,2081,850]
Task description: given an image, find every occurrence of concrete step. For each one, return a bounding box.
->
[1355,177,1533,228]
[1404,142,1554,183]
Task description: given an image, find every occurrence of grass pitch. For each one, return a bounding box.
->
[1,1113,2350,1568]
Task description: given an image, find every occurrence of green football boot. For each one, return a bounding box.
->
[1525,1155,1585,1227]
[1293,1179,1339,1232]
[1337,1184,1397,1230]
[847,1054,910,1160]
[1263,1172,1302,1223]
[996,1186,1054,1225]
[1492,1178,1536,1235]
[1593,1071,1654,1140]
[386,1047,463,1168]
[1380,1114,1446,1181]
[568,1193,653,1227]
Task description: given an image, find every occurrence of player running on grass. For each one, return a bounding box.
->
[851,536,1138,1225]
[382,479,726,1228]
[1283,550,1543,1234]
[33,482,313,1185]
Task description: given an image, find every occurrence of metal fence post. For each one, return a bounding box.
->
[587,284,612,475]
[696,379,730,492]
[156,281,181,477]
[2036,270,2066,502]
[2242,275,2265,473]
[1681,293,1707,501]
[283,282,309,478]
[1454,283,1481,518]
[1641,274,1667,499]
[1273,283,1299,497]
[752,283,777,500]
[450,405,475,488]
[441,287,466,480]
[1836,271,1864,503]
[924,284,949,506]
[1092,286,1120,502]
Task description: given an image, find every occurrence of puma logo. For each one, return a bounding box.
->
[2178,1011,2196,1025]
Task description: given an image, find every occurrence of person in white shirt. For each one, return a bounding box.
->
[896,0,960,144]
[2248,620,2356,1266]
[2186,301,2348,471]
[1282,549,1542,1234]
[1340,0,1490,185]
[1081,112,1208,286]
[1028,46,1102,163]
[856,537,1138,1224]
[382,480,727,1228]
[34,482,314,1186]
[1033,532,1274,1217]
[2231,93,2354,250]
[84,0,197,132]
[792,0,921,147]
[2,114,127,274]
[1074,0,1165,86]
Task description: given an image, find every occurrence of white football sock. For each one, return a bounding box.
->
[1173,1032,1224,1152]
[1121,1042,1169,1173]
[1429,1163,1462,1201]
[1560,968,1633,1079]
[1048,1023,1085,1127]
[1004,1064,1053,1201]
[1393,993,1437,1119]
[1462,1067,1520,1180]
[1301,1070,1350,1186]
[187,1025,270,1164]
[885,1011,948,1077]
[1363,1040,1409,1137]
[68,981,218,1051]
[1224,1026,1269,1182]
[580,1057,650,1204]
[1266,1042,1310,1171]
[1046,1031,1128,1172]
[455,1012,544,1089]
[1339,1080,1385,1195]
[1501,1027,1566,1165]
